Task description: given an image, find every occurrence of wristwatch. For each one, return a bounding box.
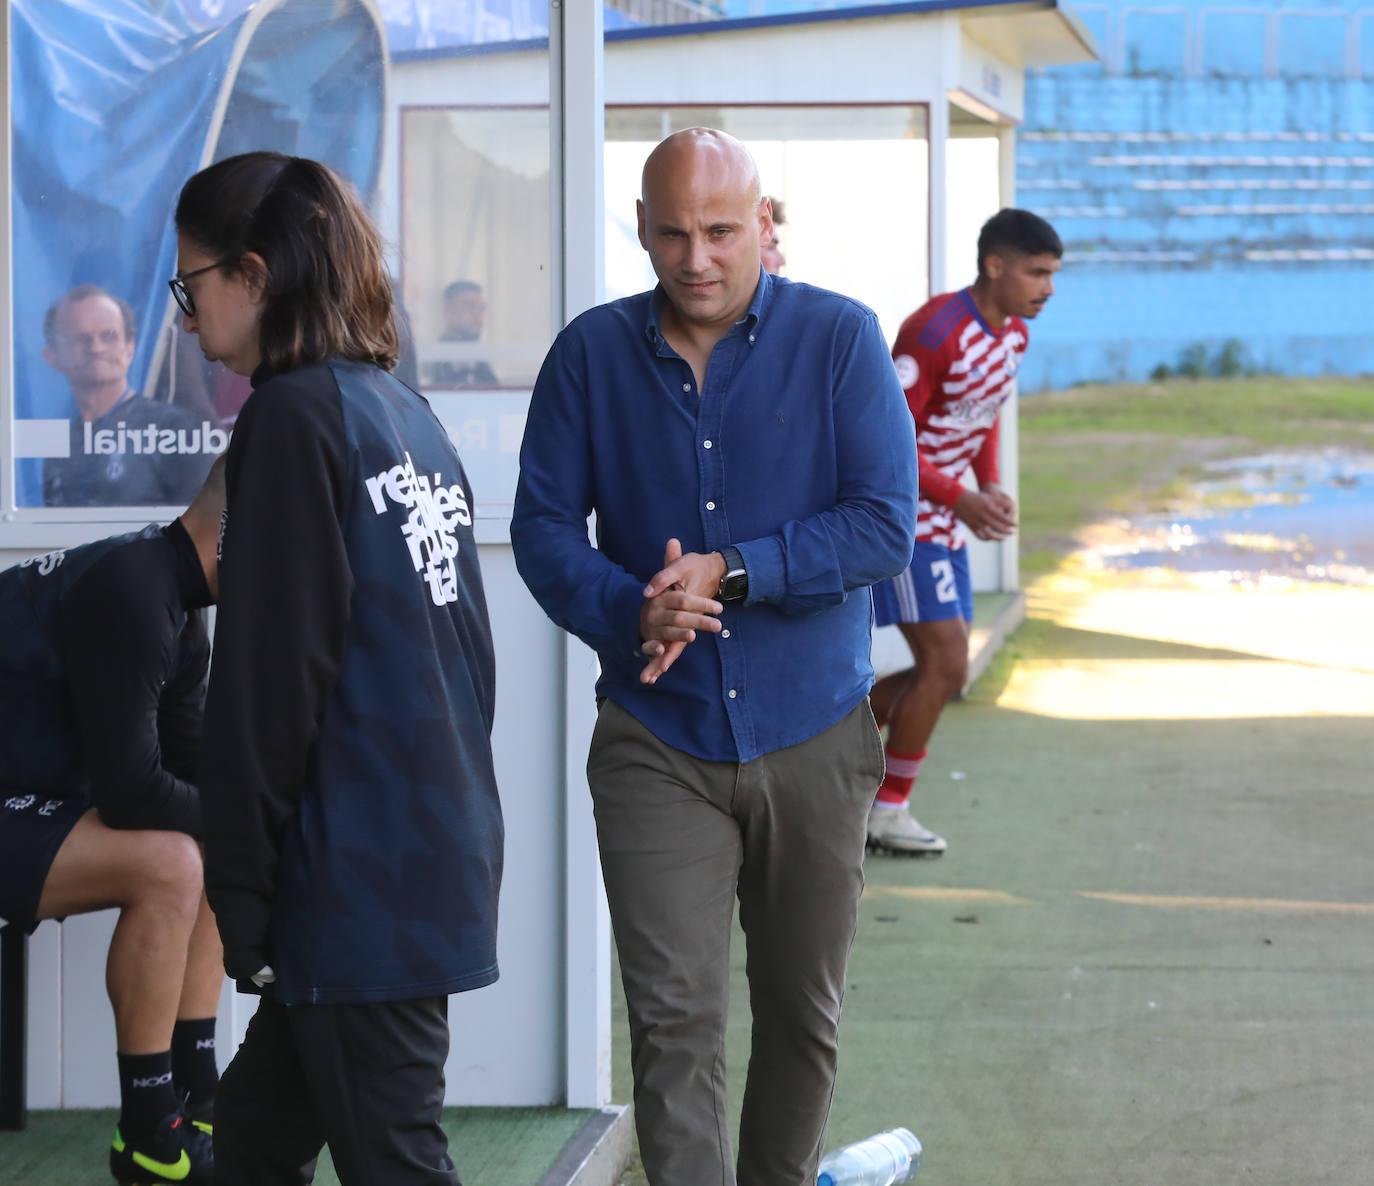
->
[717,546,748,604]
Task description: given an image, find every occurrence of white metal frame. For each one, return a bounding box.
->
[552,0,613,1111]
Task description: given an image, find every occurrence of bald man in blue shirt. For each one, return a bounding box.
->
[512,128,917,1186]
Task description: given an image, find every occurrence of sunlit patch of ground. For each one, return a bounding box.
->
[997,651,1374,720]
[999,449,1374,720]
[1077,449,1374,587]
[1024,564,1374,673]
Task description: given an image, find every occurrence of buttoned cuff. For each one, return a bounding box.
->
[733,537,784,606]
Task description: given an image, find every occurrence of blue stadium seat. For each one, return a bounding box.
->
[1277,12,1349,78]
[1198,9,1266,76]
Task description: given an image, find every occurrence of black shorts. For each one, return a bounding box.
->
[0,790,87,933]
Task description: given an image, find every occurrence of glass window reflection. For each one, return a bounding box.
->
[402,107,552,393]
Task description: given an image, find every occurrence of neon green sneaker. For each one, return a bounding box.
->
[109,1110,213,1184]
[185,1095,213,1137]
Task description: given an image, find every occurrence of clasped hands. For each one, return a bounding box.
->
[638,538,726,685]
[953,483,1018,541]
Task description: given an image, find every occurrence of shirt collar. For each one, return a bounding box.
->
[962,287,1014,339]
[745,265,772,332]
[643,266,771,346]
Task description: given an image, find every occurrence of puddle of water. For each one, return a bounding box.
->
[1084,449,1374,587]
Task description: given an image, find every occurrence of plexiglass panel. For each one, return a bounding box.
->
[400,107,552,395]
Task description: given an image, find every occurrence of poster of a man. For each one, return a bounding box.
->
[41,285,222,507]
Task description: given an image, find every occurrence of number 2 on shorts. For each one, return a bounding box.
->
[931,559,957,603]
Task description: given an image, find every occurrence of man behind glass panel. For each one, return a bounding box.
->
[41,285,222,507]
[429,279,498,388]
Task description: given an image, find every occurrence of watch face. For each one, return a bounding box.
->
[722,569,748,602]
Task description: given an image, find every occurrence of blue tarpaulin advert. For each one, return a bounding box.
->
[11,0,386,507]
[12,0,621,508]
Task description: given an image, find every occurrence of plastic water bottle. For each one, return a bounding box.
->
[816,1127,923,1186]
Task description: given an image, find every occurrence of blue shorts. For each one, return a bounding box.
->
[872,542,973,627]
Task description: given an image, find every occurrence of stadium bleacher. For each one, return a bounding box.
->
[1018,0,1374,388]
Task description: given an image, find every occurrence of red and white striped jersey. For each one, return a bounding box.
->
[891,289,1028,548]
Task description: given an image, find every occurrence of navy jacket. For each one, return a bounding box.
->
[201,358,502,1005]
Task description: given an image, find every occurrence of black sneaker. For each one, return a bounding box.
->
[187,1096,213,1137]
[110,1110,213,1185]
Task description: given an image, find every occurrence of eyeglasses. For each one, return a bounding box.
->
[168,258,229,317]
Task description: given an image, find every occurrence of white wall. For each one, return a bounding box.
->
[605,133,930,348]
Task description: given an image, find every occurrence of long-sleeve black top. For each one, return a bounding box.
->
[0,521,212,836]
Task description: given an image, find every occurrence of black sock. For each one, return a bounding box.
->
[116,1050,178,1141]
[171,1018,219,1117]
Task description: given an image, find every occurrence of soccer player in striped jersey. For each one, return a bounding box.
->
[868,209,1061,856]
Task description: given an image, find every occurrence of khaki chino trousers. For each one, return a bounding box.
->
[588,698,883,1186]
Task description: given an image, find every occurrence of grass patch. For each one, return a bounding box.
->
[1017,376,1374,578]
[1020,375,1374,441]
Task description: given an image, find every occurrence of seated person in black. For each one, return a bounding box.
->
[0,458,227,1185]
[40,285,223,507]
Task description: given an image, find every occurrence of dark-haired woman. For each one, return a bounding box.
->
[174,152,503,1186]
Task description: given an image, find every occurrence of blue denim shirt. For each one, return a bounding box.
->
[512,271,918,762]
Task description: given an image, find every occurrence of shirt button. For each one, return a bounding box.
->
[682,383,691,392]
[728,689,737,699]
[703,440,712,449]
[706,501,715,510]
[721,629,731,639]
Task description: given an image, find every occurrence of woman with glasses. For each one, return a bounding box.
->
[172,152,503,1186]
